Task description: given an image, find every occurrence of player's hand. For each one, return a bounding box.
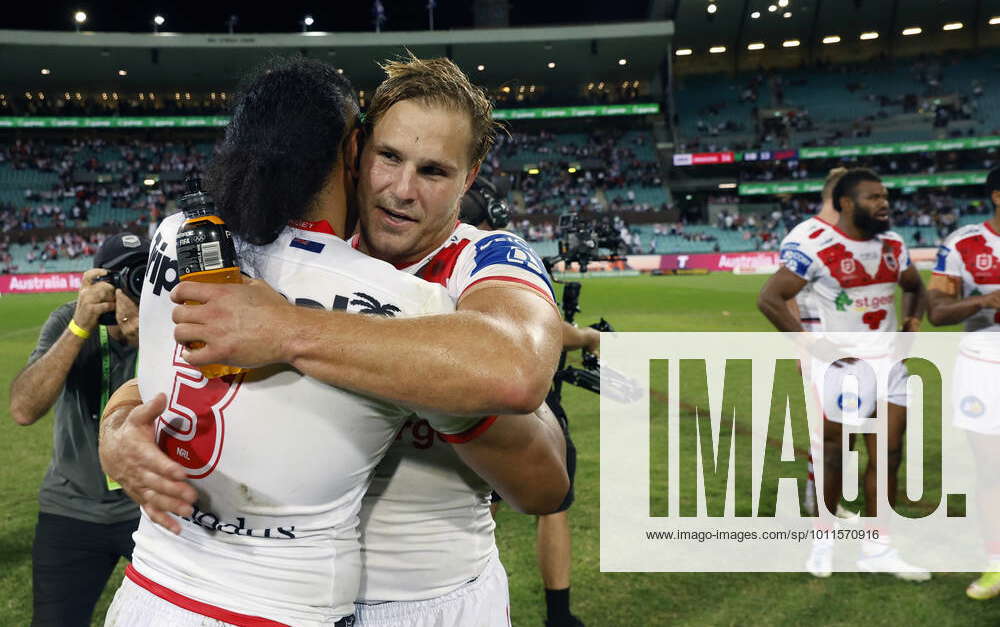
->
[99,394,196,535]
[900,316,922,333]
[581,326,601,355]
[73,268,116,332]
[974,291,1000,311]
[114,289,140,347]
[171,278,293,368]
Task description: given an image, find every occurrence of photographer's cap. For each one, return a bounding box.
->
[94,232,149,270]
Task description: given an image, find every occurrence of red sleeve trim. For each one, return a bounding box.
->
[459,276,556,304]
[125,565,293,626]
[931,271,959,277]
[440,415,498,444]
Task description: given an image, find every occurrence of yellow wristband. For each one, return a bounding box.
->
[68,319,91,339]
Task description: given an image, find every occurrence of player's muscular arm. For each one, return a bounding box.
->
[785,298,802,321]
[172,279,563,416]
[757,267,809,332]
[452,404,569,515]
[898,265,927,331]
[927,274,1000,326]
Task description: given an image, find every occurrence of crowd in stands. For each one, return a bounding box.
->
[2,79,649,119]
[738,149,999,182]
[0,231,109,274]
[0,138,211,236]
[2,94,230,117]
[677,51,1000,154]
[487,128,668,215]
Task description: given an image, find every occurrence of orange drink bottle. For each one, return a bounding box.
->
[175,177,246,379]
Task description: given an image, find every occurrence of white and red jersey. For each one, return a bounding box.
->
[357,223,556,602]
[780,221,910,337]
[134,213,475,626]
[934,221,1000,358]
[781,217,834,332]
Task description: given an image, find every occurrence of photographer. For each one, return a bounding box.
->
[462,179,594,627]
[9,232,146,626]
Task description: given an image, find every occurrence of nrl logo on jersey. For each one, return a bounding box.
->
[840,258,857,275]
[976,253,993,272]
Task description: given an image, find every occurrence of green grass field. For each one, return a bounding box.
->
[2,274,998,626]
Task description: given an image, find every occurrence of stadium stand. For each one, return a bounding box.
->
[675,51,1000,153]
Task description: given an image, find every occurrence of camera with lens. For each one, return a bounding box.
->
[94,261,146,325]
[555,210,626,273]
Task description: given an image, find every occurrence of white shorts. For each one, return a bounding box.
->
[353,553,510,627]
[105,567,350,627]
[811,357,909,426]
[953,352,1000,435]
[105,577,240,627]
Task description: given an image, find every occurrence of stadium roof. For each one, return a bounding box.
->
[666,0,992,51]
[4,1,653,33]
[0,22,673,90]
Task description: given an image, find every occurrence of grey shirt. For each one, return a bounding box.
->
[28,301,140,524]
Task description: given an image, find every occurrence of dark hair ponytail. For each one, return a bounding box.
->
[206,57,359,245]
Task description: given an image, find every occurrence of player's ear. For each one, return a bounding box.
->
[463,162,481,193]
[346,128,363,179]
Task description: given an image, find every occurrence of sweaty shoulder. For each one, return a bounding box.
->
[447,224,556,304]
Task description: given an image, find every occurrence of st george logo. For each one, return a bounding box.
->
[157,344,244,479]
[976,253,993,272]
[840,258,856,275]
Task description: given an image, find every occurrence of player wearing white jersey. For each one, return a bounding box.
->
[782,168,846,333]
[759,168,928,581]
[354,222,556,624]
[106,213,475,627]
[100,55,570,626]
[928,167,1000,600]
[780,168,847,521]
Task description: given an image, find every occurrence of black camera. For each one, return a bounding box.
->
[556,211,626,273]
[95,261,146,325]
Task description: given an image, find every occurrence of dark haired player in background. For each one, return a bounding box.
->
[759,168,928,581]
[927,166,1000,599]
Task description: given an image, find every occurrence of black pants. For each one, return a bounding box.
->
[31,512,139,627]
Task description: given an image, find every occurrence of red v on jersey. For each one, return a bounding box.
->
[955,234,1000,284]
[416,240,471,287]
[817,239,903,288]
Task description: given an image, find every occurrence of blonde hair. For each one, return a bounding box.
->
[364,53,502,167]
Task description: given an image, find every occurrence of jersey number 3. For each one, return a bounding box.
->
[157,344,244,479]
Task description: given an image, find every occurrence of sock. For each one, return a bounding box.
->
[862,533,891,556]
[985,542,1000,569]
[545,587,571,623]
